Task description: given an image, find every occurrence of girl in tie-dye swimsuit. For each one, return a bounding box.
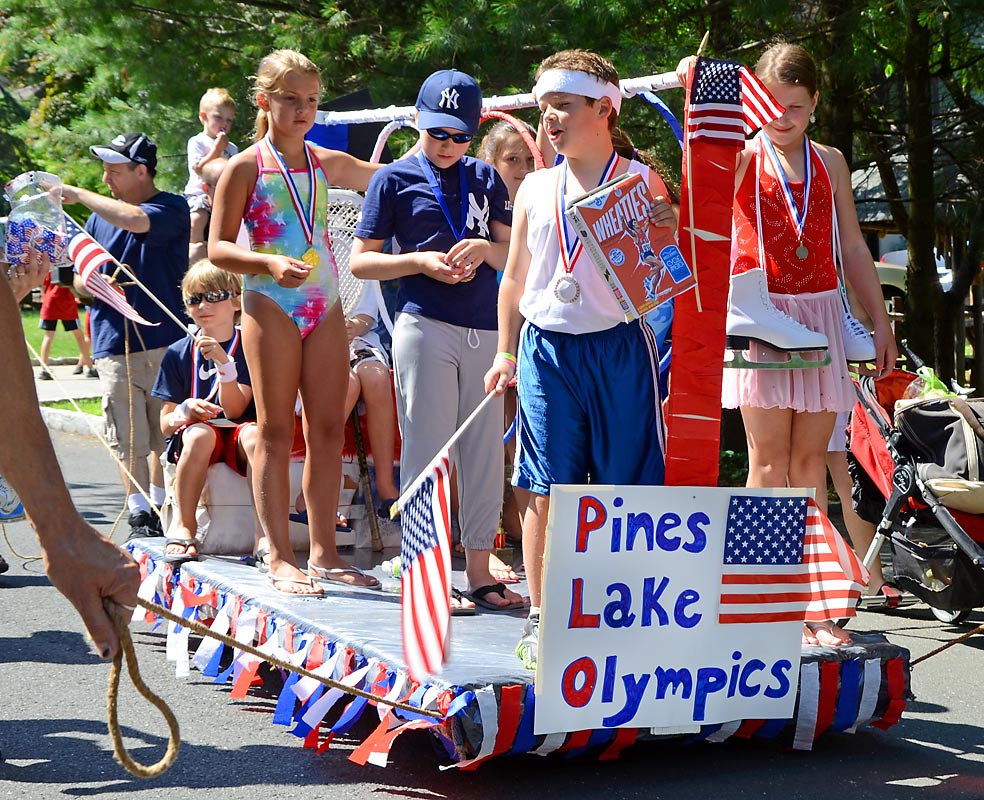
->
[208,49,381,596]
[242,137,339,338]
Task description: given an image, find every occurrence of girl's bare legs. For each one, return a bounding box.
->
[742,405,849,645]
[242,293,319,594]
[301,304,375,586]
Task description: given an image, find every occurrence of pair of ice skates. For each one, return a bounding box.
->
[725,268,875,369]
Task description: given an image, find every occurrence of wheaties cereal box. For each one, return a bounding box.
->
[566,172,695,321]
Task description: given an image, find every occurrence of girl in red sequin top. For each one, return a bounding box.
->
[725,43,896,646]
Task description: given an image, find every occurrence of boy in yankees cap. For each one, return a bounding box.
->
[351,69,525,616]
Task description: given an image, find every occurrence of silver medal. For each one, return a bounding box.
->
[796,244,809,260]
[553,275,581,304]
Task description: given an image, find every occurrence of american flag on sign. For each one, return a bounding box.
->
[719,495,869,624]
[63,213,155,326]
[687,57,786,145]
[399,450,453,680]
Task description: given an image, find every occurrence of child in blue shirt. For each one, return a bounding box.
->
[351,69,522,612]
[152,260,256,564]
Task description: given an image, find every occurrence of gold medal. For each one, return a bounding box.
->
[301,247,320,267]
[795,244,809,260]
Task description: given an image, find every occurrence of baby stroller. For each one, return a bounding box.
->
[846,357,984,624]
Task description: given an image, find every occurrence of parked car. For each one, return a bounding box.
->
[877,249,953,302]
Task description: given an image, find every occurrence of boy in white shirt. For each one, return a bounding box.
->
[484,49,677,668]
[185,88,239,256]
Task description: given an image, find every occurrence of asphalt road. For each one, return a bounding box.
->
[1,430,983,799]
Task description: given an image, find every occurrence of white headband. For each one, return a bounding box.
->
[532,69,622,114]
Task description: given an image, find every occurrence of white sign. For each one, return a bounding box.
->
[535,485,812,735]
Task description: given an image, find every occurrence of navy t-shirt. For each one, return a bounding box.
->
[87,191,190,358]
[355,155,511,330]
[151,329,255,424]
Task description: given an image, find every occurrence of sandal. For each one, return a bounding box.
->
[378,498,400,521]
[489,553,521,584]
[467,582,526,612]
[266,571,323,596]
[450,586,477,616]
[803,621,852,648]
[250,546,270,575]
[164,537,201,565]
[307,562,381,590]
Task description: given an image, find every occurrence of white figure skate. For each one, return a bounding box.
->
[840,300,876,363]
[724,267,831,369]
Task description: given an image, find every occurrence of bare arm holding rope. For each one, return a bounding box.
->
[0,243,140,660]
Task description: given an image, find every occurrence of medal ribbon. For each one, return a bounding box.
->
[264,135,317,248]
[760,133,812,244]
[555,150,619,275]
[416,151,469,242]
[191,328,241,404]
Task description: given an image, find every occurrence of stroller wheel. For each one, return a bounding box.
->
[930,606,972,625]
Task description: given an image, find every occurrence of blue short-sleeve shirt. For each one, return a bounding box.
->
[87,191,190,358]
[152,330,255,424]
[355,155,511,330]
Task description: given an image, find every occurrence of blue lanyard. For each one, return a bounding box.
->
[760,133,812,242]
[416,151,469,242]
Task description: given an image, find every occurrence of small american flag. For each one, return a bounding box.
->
[399,450,453,680]
[686,57,786,145]
[719,495,868,624]
[63,213,154,325]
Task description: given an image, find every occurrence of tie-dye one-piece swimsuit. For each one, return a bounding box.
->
[242,139,340,338]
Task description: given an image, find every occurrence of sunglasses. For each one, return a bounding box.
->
[185,290,238,306]
[426,128,474,144]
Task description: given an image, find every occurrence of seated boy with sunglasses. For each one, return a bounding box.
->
[151,259,257,564]
[351,70,524,613]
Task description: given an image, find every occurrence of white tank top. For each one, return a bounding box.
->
[519,159,656,334]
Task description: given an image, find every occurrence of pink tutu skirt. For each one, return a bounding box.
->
[722,288,856,413]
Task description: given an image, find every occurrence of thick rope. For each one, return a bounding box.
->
[107,601,180,778]
[910,620,984,667]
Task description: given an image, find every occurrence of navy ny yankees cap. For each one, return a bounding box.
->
[415,70,482,135]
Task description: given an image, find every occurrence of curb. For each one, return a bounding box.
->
[29,357,80,367]
[40,406,101,437]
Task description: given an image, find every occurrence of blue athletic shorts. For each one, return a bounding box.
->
[514,320,666,495]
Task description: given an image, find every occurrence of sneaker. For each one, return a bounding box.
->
[127,509,163,540]
[38,369,53,381]
[516,613,540,671]
[86,367,99,379]
[72,364,84,375]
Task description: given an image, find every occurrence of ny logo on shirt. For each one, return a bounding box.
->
[439,88,460,110]
[466,193,490,238]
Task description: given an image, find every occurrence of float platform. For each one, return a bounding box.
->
[127,539,910,769]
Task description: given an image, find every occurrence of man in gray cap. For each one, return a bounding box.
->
[62,132,190,539]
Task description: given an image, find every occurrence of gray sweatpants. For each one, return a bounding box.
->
[391,313,504,551]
